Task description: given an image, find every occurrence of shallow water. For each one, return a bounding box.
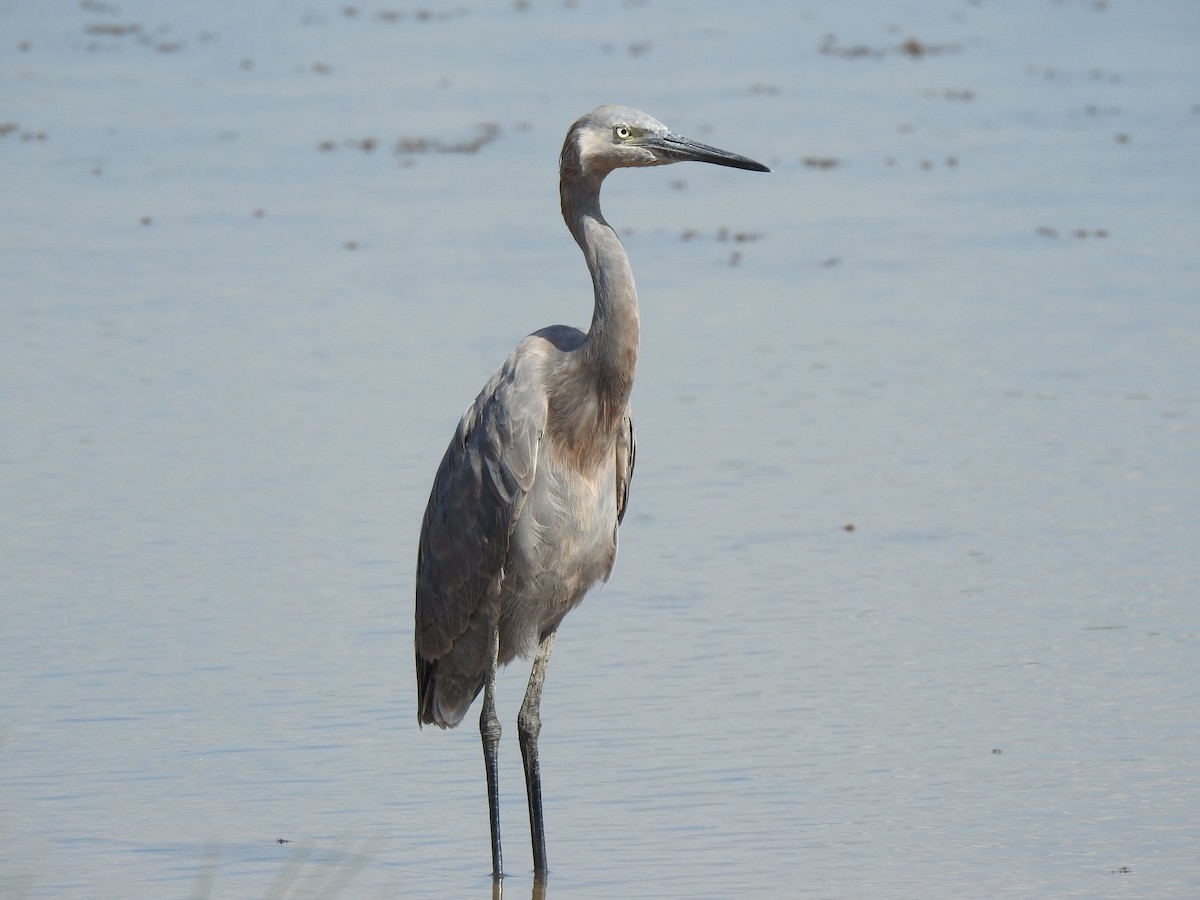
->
[2,0,1198,897]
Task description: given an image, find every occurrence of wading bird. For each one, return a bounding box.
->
[415,104,768,878]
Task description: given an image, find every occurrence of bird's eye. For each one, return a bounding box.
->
[614,125,633,141]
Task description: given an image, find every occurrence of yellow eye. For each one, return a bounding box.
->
[614,125,633,141]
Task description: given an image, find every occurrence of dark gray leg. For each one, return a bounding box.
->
[518,631,556,876]
[480,625,503,879]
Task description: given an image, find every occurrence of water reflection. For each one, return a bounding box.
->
[491,873,548,900]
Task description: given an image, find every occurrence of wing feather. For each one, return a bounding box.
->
[415,348,547,674]
[615,409,635,525]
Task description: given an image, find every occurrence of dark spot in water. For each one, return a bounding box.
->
[379,123,501,157]
[371,8,464,23]
[1037,226,1109,239]
[678,227,764,245]
[85,22,141,37]
[821,34,960,59]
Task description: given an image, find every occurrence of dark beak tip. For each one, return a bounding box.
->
[736,159,771,173]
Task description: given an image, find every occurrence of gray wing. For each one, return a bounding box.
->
[415,347,547,698]
[615,408,635,525]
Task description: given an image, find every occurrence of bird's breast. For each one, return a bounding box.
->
[498,436,621,659]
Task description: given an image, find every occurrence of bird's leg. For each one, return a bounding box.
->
[480,623,504,879]
[518,630,556,876]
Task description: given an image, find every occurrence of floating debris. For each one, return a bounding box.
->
[1036,226,1110,239]
[1024,64,1121,84]
[923,88,975,102]
[394,122,500,156]
[317,123,501,159]
[84,22,140,36]
[678,227,765,244]
[372,7,465,23]
[821,34,960,59]
[884,155,958,171]
[3,123,48,142]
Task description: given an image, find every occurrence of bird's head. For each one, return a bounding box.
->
[560,104,769,185]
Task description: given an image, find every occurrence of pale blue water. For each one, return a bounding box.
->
[2,1,1197,897]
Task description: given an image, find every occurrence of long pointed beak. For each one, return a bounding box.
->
[651,133,770,172]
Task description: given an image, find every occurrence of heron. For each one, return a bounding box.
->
[415,104,768,878]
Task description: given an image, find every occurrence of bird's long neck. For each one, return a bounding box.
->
[560,169,640,432]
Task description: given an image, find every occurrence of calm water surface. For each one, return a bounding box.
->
[2,1,1197,897]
